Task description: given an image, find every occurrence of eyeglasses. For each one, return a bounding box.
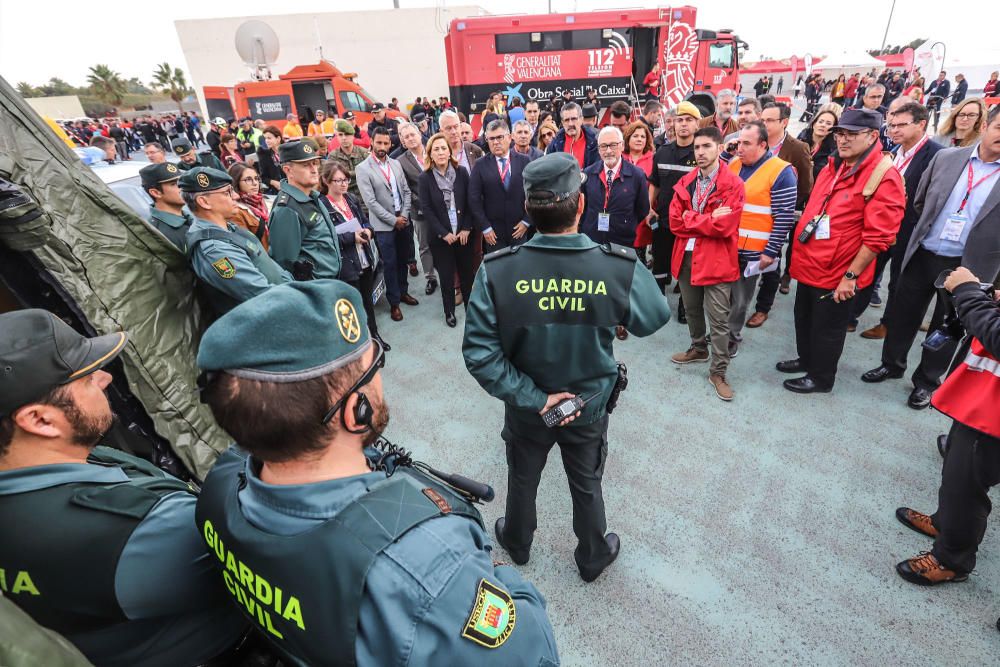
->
[486,134,509,143]
[321,337,385,424]
[598,142,623,151]
[330,178,349,184]
[886,121,914,130]
[956,112,981,120]
[240,176,260,184]
[206,186,235,198]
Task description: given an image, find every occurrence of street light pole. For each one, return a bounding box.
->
[880,0,897,51]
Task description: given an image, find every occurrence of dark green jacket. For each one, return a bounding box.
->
[177,153,225,172]
[463,233,670,424]
[268,181,343,279]
[148,206,193,252]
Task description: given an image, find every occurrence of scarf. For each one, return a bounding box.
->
[239,191,268,222]
[433,164,457,210]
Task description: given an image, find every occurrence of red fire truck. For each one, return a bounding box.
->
[444,6,746,126]
[203,61,404,130]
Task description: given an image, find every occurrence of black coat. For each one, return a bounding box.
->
[418,166,472,243]
[797,128,838,181]
[320,193,377,282]
[895,139,944,245]
[255,147,283,194]
[467,152,530,247]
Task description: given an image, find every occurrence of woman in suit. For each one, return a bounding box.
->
[256,125,283,194]
[418,132,476,327]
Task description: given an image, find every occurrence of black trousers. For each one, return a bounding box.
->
[930,421,1000,573]
[501,410,612,573]
[755,231,794,314]
[793,283,854,388]
[880,247,960,390]
[346,267,379,338]
[428,239,477,316]
[650,220,675,289]
[848,249,892,323]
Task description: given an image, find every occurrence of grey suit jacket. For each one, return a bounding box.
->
[356,155,412,232]
[903,145,1000,282]
[396,150,425,219]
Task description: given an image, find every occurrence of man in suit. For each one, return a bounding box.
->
[512,120,545,161]
[859,102,943,339]
[395,122,438,296]
[439,110,483,174]
[468,120,532,253]
[356,127,417,322]
[862,105,1000,408]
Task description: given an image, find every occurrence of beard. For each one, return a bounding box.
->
[361,393,390,447]
[53,392,114,448]
[374,149,388,160]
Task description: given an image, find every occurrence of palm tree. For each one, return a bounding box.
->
[152,62,190,112]
[16,82,37,97]
[87,64,126,107]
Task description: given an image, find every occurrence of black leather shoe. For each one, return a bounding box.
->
[494,518,529,565]
[908,387,932,410]
[783,376,832,394]
[861,365,904,383]
[937,434,948,458]
[579,533,620,583]
[425,278,438,295]
[775,359,805,373]
[445,313,457,328]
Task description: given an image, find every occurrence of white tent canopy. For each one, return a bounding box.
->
[817,50,887,76]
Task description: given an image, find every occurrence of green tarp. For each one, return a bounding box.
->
[0,76,228,478]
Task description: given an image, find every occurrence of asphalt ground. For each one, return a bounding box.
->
[378,275,997,666]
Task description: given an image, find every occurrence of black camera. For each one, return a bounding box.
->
[923,270,996,351]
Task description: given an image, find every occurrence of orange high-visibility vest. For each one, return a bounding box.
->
[728,156,789,253]
[932,338,1000,439]
[308,118,336,136]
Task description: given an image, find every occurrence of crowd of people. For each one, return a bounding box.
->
[4,66,1000,666]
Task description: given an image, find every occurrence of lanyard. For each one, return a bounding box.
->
[497,156,510,183]
[694,170,719,212]
[957,160,1000,213]
[327,195,352,219]
[817,163,847,217]
[894,137,928,174]
[375,160,393,187]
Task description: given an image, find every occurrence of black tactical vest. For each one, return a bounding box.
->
[0,447,192,635]
[272,189,343,279]
[196,450,483,667]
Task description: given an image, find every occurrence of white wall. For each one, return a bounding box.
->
[175,6,487,116]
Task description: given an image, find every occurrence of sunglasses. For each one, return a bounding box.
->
[321,338,385,424]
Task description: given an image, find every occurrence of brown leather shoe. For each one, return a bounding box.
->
[454,290,463,306]
[896,552,967,586]
[861,323,887,339]
[847,322,857,332]
[671,348,709,364]
[709,374,734,401]
[400,293,419,306]
[746,312,768,328]
[615,326,629,341]
[390,305,403,321]
[895,507,937,538]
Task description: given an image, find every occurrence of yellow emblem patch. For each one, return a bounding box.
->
[335,298,361,343]
[196,172,210,188]
[461,579,515,648]
[166,163,178,173]
[211,257,236,279]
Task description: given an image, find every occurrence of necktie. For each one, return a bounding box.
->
[607,169,614,189]
[500,157,509,189]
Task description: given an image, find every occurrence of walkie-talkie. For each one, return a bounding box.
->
[541,393,598,428]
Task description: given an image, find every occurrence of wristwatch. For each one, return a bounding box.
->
[844,271,859,281]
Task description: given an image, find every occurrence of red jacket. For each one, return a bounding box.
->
[790,146,904,290]
[844,76,860,100]
[668,164,745,286]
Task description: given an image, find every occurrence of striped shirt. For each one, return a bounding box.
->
[736,151,798,260]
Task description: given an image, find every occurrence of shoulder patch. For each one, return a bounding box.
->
[422,487,451,513]
[462,579,515,648]
[483,245,519,262]
[275,191,290,206]
[212,257,236,279]
[600,243,637,261]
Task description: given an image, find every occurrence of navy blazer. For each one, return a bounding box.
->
[418,166,472,243]
[467,151,531,247]
[579,158,650,246]
[895,139,943,244]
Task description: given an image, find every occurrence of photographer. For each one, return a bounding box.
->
[895,267,1000,593]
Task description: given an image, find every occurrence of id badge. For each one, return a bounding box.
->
[815,214,831,240]
[598,212,611,232]
[447,208,458,233]
[649,217,659,231]
[685,238,696,251]
[940,213,968,243]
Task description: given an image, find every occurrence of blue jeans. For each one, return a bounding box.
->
[375,227,412,306]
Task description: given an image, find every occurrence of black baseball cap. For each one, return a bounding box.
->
[371,102,386,112]
[834,108,883,132]
[0,310,128,415]
[342,110,356,121]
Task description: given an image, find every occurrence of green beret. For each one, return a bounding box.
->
[334,119,355,135]
[522,152,586,201]
[140,162,182,190]
[171,138,194,156]
[197,280,371,381]
[178,166,232,193]
[278,140,321,164]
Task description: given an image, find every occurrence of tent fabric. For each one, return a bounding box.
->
[0,75,229,479]
[817,50,886,73]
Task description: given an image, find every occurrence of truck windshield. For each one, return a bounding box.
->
[709,42,734,70]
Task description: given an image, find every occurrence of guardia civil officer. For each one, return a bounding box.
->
[463,153,672,581]
[171,137,224,172]
[183,166,291,316]
[195,280,560,666]
[139,161,193,251]
[0,310,247,667]
[268,140,344,281]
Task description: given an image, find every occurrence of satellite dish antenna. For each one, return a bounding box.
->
[235,20,280,81]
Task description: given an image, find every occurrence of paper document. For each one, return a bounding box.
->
[743,259,780,278]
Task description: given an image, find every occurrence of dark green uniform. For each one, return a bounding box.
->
[463,232,670,576]
[177,152,224,172]
[148,206,193,252]
[268,181,343,279]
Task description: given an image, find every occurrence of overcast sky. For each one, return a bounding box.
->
[1,0,997,88]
